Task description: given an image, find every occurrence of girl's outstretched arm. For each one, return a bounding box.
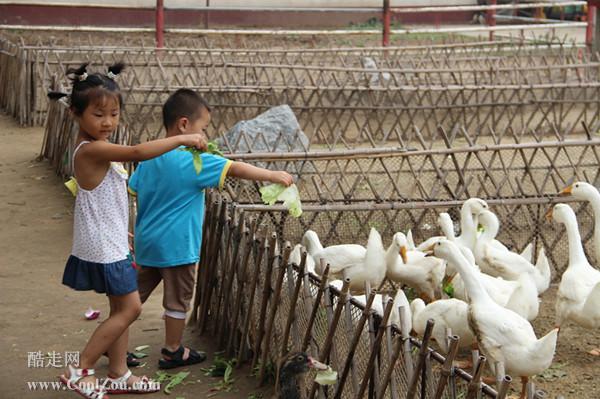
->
[84,134,207,162]
[227,161,293,186]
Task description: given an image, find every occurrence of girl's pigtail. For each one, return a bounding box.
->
[107,62,125,80]
[66,63,89,83]
[47,91,69,100]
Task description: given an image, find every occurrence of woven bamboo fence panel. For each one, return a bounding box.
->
[193,193,508,398]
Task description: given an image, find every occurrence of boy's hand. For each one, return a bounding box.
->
[270,171,294,187]
[180,134,208,151]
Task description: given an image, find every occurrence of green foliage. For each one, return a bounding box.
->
[154,370,191,395]
[201,353,237,392]
[179,141,224,175]
[259,184,303,217]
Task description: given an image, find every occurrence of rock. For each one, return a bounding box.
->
[218,104,309,153]
[361,57,391,87]
[217,105,313,177]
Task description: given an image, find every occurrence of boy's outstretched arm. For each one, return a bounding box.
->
[227,161,293,187]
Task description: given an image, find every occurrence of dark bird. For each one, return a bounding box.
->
[277,352,328,399]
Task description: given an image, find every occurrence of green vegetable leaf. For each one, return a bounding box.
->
[259,183,302,217]
[192,153,202,174]
[164,371,190,394]
[132,352,148,358]
[315,366,338,385]
[134,345,149,352]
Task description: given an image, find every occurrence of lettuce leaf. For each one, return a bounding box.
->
[315,367,338,385]
[259,183,302,217]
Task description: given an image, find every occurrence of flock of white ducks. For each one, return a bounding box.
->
[288,181,600,398]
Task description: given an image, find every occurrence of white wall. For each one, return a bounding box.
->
[0,0,478,8]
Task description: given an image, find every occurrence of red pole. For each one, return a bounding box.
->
[586,3,596,49]
[487,0,497,41]
[382,0,390,47]
[156,0,164,49]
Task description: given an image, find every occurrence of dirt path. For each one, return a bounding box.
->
[0,112,272,399]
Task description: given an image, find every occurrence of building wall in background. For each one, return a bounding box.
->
[0,0,477,27]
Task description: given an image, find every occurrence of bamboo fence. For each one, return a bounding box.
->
[192,192,513,398]
[42,97,600,278]
[1,30,596,138]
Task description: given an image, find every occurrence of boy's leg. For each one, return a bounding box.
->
[158,263,206,369]
[137,265,163,304]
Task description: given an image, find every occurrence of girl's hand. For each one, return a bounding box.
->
[270,171,294,187]
[180,134,208,151]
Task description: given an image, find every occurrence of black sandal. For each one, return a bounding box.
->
[158,345,207,369]
[102,351,142,368]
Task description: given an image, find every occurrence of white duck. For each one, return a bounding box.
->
[289,244,316,275]
[474,210,551,295]
[432,239,558,399]
[411,297,475,353]
[423,214,538,320]
[386,232,445,302]
[415,213,456,253]
[548,203,600,353]
[455,198,491,251]
[559,181,600,264]
[301,230,366,275]
[318,228,387,293]
[329,281,412,334]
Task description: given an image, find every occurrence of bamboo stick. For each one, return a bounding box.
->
[217,213,246,344]
[301,262,330,352]
[496,375,512,399]
[466,356,487,399]
[377,333,403,399]
[212,214,234,336]
[433,335,460,399]
[236,235,266,366]
[225,223,253,356]
[407,319,435,399]
[355,298,394,399]
[333,291,376,399]
[280,254,306,357]
[251,232,277,370]
[258,242,291,386]
[307,278,350,399]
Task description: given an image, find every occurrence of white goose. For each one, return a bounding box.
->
[548,203,600,353]
[329,281,412,334]
[431,240,558,399]
[301,230,366,275]
[317,228,387,293]
[416,213,456,253]
[559,181,600,264]
[474,210,551,294]
[289,244,317,275]
[386,232,445,302]
[411,297,475,353]
[456,198,490,251]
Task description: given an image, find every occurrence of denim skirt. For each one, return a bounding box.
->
[62,255,138,296]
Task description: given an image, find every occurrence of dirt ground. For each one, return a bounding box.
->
[0,112,273,399]
[1,110,599,399]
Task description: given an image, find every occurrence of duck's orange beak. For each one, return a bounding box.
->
[423,244,435,257]
[545,207,553,222]
[559,185,573,196]
[400,246,408,263]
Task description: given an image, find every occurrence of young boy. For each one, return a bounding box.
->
[128,88,293,368]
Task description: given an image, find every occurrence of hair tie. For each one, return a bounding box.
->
[78,72,88,82]
[107,71,117,80]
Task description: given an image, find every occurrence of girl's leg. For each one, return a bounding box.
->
[106,291,152,388]
[69,291,142,385]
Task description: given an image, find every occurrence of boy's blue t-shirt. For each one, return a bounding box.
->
[128,147,232,267]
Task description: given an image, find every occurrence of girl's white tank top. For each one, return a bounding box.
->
[71,141,130,264]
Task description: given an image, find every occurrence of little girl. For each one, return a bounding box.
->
[51,63,206,398]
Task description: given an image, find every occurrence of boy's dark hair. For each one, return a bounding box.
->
[47,62,125,116]
[162,88,211,130]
